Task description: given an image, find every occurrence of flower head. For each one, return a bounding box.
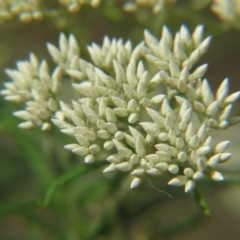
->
[2,25,240,193]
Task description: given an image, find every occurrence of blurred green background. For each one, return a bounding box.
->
[1,1,240,239]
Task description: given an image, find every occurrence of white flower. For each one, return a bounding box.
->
[123,0,176,14]
[2,25,239,193]
[211,0,240,28]
[0,0,43,22]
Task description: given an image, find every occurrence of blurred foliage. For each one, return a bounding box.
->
[1,1,240,239]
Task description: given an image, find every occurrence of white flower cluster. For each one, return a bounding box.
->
[1,33,80,131]
[0,0,102,22]
[59,0,101,13]
[2,25,240,193]
[0,0,43,22]
[211,0,240,27]
[123,0,176,14]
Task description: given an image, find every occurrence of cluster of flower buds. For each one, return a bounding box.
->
[211,0,240,28]
[1,33,80,131]
[0,0,102,22]
[123,0,176,14]
[59,0,101,13]
[2,25,240,193]
[0,0,43,22]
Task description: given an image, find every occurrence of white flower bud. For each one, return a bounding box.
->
[128,113,139,124]
[168,164,179,174]
[84,154,95,164]
[135,135,146,158]
[147,168,161,177]
[185,180,195,193]
[111,96,127,108]
[104,141,114,150]
[181,107,192,124]
[97,119,106,129]
[107,154,122,164]
[201,79,214,106]
[41,122,51,131]
[190,64,208,81]
[168,129,177,145]
[214,141,230,153]
[189,135,200,149]
[178,151,187,162]
[115,162,132,172]
[168,146,178,157]
[168,175,187,186]
[165,115,174,131]
[185,122,195,142]
[219,105,232,121]
[139,122,160,137]
[131,168,145,177]
[211,171,224,181]
[117,147,132,158]
[130,154,139,164]
[106,122,118,134]
[224,91,240,105]
[73,146,89,156]
[97,130,110,139]
[220,153,231,163]
[84,130,97,141]
[206,101,219,116]
[207,118,218,128]
[193,101,206,113]
[113,108,128,117]
[123,84,136,99]
[207,154,220,168]
[151,94,165,104]
[145,154,159,163]
[176,138,185,149]
[130,178,142,189]
[103,164,117,173]
[106,107,117,123]
[146,134,155,145]
[216,78,229,104]
[146,108,165,127]
[156,151,171,161]
[114,131,124,140]
[158,132,168,141]
[64,143,79,151]
[197,158,206,171]
[184,168,194,178]
[89,144,100,154]
[156,162,168,171]
[197,146,211,155]
[193,171,204,181]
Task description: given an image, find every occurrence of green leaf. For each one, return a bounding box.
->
[41,165,89,207]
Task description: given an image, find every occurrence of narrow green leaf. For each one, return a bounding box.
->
[42,165,89,207]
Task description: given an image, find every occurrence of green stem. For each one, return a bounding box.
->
[191,188,211,216]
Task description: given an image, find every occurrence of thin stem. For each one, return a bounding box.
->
[191,188,211,216]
